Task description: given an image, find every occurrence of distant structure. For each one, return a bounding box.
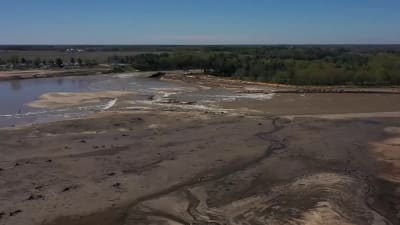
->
[65,48,85,53]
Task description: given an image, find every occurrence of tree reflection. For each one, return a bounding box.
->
[10,80,21,91]
[56,78,64,86]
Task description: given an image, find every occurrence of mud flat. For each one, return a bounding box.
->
[0,75,400,225]
[27,91,132,109]
[162,73,400,93]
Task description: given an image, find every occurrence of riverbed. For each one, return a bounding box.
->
[1,73,400,225]
[2,72,400,127]
[0,73,190,127]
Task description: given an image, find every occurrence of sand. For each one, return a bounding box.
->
[28,91,132,109]
[0,75,400,225]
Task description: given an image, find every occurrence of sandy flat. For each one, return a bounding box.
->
[28,91,133,109]
[0,75,400,225]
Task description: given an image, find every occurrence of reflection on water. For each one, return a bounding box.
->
[2,73,400,127]
[0,74,185,127]
[56,78,64,86]
[10,80,21,91]
[0,76,94,115]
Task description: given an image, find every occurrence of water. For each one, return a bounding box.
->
[0,74,185,127]
[2,73,400,127]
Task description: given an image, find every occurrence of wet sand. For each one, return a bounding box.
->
[222,93,400,115]
[0,75,400,225]
[27,91,132,109]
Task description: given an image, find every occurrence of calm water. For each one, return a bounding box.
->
[0,74,184,127]
[2,74,400,127]
[0,77,93,115]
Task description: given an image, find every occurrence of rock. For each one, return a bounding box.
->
[27,194,44,201]
[149,72,166,78]
[157,98,179,104]
[112,182,121,188]
[9,210,22,217]
[34,185,43,190]
[62,185,78,193]
[181,101,196,105]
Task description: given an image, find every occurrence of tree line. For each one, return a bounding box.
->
[0,56,98,68]
[109,47,400,86]
[2,46,400,85]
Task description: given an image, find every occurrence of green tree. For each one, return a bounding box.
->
[55,58,63,67]
[8,56,19,65]
[33,58,41,68]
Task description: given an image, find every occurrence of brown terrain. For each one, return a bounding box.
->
[0,73,400,225]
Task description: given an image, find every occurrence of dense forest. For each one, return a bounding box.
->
[109,46,400,86]
[1,45,400,85]
[0,56,98,68]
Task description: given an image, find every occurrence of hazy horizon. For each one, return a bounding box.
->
[1,43,400,46]
[1,0,399,45]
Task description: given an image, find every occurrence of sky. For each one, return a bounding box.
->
[0,0,399,45]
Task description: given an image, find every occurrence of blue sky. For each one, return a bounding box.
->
[0,0,399,44]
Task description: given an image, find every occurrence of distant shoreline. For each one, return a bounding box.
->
[162,73,400,95]
[2,69,400,95]
[0,68,113,81]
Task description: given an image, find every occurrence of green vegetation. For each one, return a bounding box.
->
[122,47,400,86]
[0,56,98,69]
[1,45,400,85]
